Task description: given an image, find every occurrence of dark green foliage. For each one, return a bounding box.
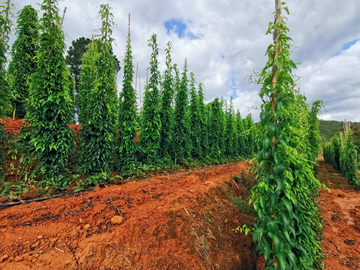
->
[225,97,236,157]
[27,0,75,178]
[189,72,202,159]
[219,99,227,156]
[0,0,12,118]
[65,37,120,120]
[0,1,12,177]
[66,37,91,89]
[209,98,222,159]
[7,5,38,119]
[235,111,244,156]
[198,83,209,157]
[140,34,162,164]
[242,114,256,156]
[339,132,358,186]
[324,130,359,187]
[172,60,191,162]
[159,42,174,160]
[242,116,250,155]
[307,101,322,168]
[251,2,324,269]
[115,25,138,170]
[331,136,341,171]
[247,114,256,154]
[78,4,117,175]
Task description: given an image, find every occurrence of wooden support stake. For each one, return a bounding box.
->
[270,0,282,268]
[59,7,67,29]
[128,13,130,38]
[139,71,141,112]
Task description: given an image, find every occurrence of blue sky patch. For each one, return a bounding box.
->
[333,39,359,57]
[164,19,196,39]
[228,76,238,99]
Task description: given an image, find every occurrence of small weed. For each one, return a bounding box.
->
[230,195,255,215]
[203,214,213,223]
[232,224,252,235]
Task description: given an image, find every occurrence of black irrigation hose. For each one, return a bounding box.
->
[0,160,245,208]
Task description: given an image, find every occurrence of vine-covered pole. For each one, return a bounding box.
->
[251,0,325,268]
[139,70,141,110]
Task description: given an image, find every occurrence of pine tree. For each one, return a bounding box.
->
[173,59,191,162]
[140,34,162,164]
[27,0,75,179]
[159,41,174,160]
[78,4,117,175]
[7,5,38,119]
[65,37,120,120]
[189,72,202,159]
[116,16,138,170]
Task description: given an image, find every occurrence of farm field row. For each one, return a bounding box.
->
[0,159,359,269]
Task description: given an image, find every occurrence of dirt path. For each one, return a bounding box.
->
[318,159,360,270]
[0,161,257,270]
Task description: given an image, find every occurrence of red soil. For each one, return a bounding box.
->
[1,118,360,269]
[0,162,257,270]
[0,118,81,140]
[0,117,139,145]
[317,159,360,270]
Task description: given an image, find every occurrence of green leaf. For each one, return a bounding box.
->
[268,122,278,136]
[263,137,272,151]
[260,111,267,126]
[274,164,286,175]
[277,251,288,270]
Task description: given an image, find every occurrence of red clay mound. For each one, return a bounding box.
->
[0,118,81,139]
[0,118,139,145]
[0,161,257,270]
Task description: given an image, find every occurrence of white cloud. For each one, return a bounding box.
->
[6,0,360,123]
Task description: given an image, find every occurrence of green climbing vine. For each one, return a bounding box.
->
[78,3,117,176]
[27,0,75,180]
[251,1,325,269]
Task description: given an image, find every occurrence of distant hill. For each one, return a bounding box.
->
[319,120,343,142]
[319,120,360,156]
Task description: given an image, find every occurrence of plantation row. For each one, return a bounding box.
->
[0,1,257,191]
[323,122,359,186]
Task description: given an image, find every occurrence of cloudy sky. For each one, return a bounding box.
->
[5,0,360,122]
